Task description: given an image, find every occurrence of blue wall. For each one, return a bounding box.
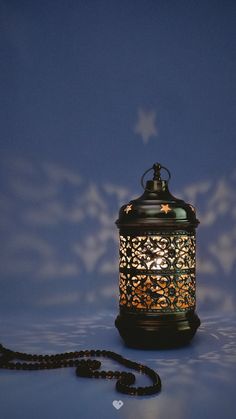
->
[0,0,235,317]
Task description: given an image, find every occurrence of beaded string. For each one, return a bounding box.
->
[0,344,161,396]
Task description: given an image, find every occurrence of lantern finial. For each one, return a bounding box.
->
[152,163,162,181]
[141,162,171,191]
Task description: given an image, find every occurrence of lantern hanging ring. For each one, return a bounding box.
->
[141,162,171,190]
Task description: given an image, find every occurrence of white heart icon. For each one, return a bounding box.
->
[112,400,124,410]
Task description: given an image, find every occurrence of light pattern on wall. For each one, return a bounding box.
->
[0,157,235,313]
[134,109,158,144]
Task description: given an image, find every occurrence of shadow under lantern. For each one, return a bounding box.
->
[115,163,200,349]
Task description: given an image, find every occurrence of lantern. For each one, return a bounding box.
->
[115,163,200,348]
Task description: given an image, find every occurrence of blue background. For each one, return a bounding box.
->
[1,0,235,317]
[0,1,236,418]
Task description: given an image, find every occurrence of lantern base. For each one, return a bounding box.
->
[115,310,200,349]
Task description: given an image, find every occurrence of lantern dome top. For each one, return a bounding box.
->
[116,163,199,229]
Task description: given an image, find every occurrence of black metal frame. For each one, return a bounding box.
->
[115,163,200,349]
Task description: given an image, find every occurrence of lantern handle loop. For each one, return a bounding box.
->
[141,163,171,190]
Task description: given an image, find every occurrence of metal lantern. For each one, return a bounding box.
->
[115,163,200,348]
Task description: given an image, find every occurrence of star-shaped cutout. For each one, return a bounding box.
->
[160,204,171,214]
[134,108,158,144]
[124,204,132,214]
[189,204,196,213]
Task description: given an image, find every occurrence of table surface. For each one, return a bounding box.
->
[0,310,235,419]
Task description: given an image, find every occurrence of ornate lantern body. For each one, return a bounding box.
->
[115,163,200,348]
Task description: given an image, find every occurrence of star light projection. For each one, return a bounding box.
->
[134,109,158,144]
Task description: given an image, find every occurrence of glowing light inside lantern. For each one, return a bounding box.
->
[119,233,196,312]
